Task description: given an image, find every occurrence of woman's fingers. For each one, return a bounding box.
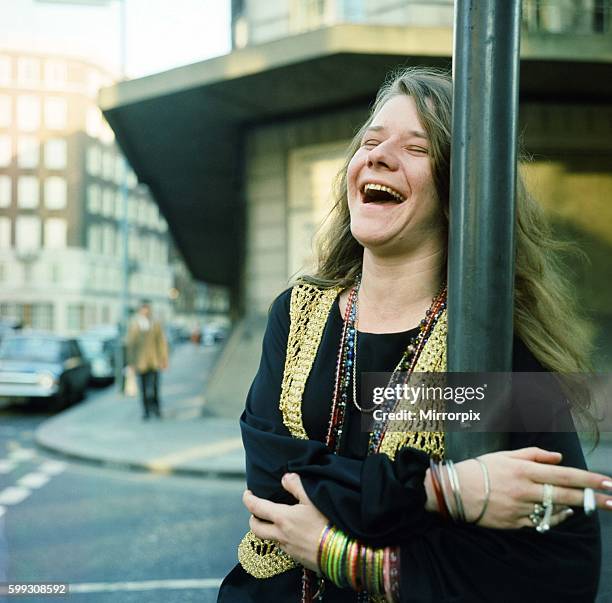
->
[242,490,283,522]
[516,507,573,530]
[281,473,309,503]
[524,482,612,510]
[249,514,282,542]
[528,463,612,492]
[548,507,574,528]
[506,447,563,464]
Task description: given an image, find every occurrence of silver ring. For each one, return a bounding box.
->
[536,484,554,533]
[583,488,596,516]
[529,503,545,526]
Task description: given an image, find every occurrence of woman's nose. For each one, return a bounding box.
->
[366,143,398,170]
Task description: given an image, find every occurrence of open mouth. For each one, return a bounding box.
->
[361,183,405,204]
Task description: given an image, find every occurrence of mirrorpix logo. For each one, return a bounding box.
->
[370,381,488,425]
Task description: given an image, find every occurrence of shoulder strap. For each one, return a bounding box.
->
[279,283,342,439]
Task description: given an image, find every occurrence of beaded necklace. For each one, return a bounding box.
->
[303,277,448,602]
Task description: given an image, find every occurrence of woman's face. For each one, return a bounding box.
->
[347,94,443,255]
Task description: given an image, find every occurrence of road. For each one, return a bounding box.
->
[0,400,248,603]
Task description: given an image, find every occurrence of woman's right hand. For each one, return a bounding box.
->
[430,447,612,529]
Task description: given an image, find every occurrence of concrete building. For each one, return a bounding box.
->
[100,0,612,412]
[0,50,174,334]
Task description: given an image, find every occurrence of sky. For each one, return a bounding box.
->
[2,0,231,79]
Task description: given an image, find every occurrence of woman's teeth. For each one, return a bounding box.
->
[363,183,405,203]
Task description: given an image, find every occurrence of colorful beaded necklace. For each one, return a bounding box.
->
[303,277,448,601]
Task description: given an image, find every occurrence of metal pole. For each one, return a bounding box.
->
[446,0,522,458]
[116,0,131,390]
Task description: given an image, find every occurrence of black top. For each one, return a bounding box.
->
[218,288,601,603]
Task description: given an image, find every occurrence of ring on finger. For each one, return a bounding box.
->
[529,503,545,526]
[536,484,554,534]
[583,488,596,516]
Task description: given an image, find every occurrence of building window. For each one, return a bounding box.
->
[44,97,67,130]
[150,203,159,228]
[67,304,84,331]
[128,197,138,221]
[0,135,12,167]
[88,224,101,253]
[115,227,123,257]
[16,95,40,131]
[114,155,124,185]
[15,215,41,251]
[86,145,101,175]
[102,150,114,181]
[0,94,11,128]
[87,183,101,213]
[137,199,146,225]
[51,263,61,283]
[44,138,67,169]
[128,230,139,260]
[127,169,137,189]
[17,136,39,168]
[86,106,102,138]
[102,188,114,216]
[103,224,115,255]
[17,58,40,87]
[32,303,54,331]
[0,55,12,86]
[44,176,67,210]
[114,191,124,219]
[0,217,11,248]
[44,60,67,89]
[17,176,39,208]
[0,176,11,208]
[44,218,67,249]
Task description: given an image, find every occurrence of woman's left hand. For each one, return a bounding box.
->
[242,473,328,572]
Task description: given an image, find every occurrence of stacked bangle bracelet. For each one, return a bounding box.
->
[317,523,399,601]
[429,456,491,524]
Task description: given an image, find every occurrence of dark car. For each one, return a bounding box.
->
[0,332,90,410]
[78,334,116,385]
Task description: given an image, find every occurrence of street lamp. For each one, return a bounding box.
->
[36,0,131,390]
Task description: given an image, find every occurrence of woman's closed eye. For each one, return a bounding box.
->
[361,139,380,148]
[405,146,429,155]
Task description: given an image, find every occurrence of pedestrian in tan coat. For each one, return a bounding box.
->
[126,300,168,420]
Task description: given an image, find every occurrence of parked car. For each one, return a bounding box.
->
[0,332,90,409]
[201,324,229,346]
[78,334,116,385]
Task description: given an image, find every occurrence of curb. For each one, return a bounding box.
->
[34,437,247,480]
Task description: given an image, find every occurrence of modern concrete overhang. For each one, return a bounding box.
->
[99,23,612,290]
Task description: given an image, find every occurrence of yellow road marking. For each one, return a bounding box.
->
[146,437,243,472]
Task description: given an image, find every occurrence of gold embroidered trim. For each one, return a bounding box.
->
[238,530,298,578]
[378,310,448,461]
[279,284,343,439]
[239,286,447,582]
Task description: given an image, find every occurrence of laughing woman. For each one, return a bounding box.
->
[217,67,610,603]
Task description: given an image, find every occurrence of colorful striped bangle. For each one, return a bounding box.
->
[317,523,332,573]
[383,547,393,602]
[348,539,360,591]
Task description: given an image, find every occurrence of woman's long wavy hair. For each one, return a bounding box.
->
[301,66,597,439]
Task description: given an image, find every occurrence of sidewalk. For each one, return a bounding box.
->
[34,342,611,478]
[35,342,246,478]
